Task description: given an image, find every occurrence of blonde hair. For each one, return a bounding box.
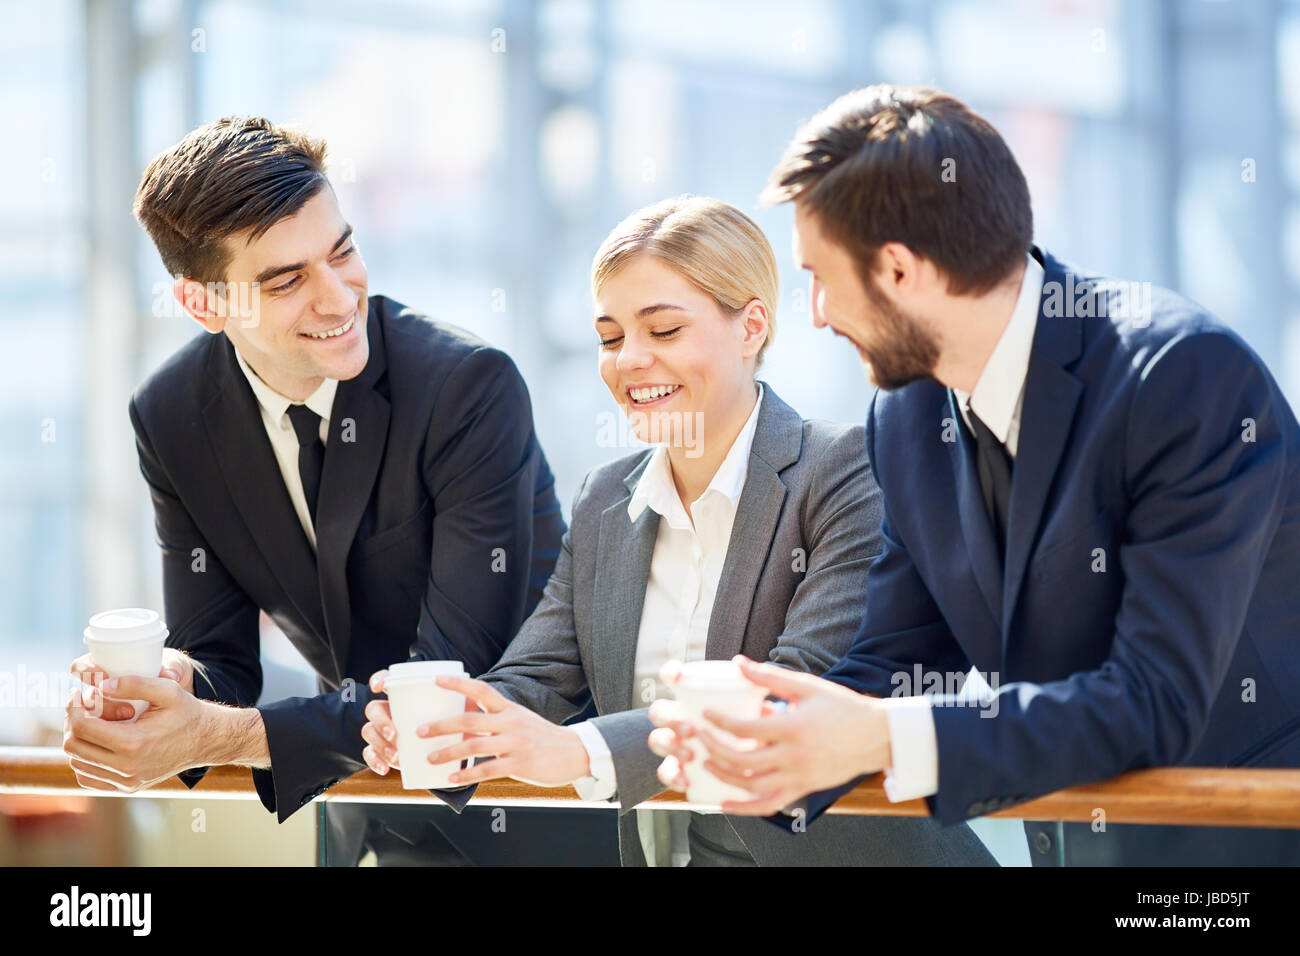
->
[591,196,779,366]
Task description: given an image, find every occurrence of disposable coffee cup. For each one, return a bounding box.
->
[384,660,469,789]
[670,660,769,806]
[82,608,168,721]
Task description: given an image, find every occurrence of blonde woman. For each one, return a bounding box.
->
[360,196,995,866]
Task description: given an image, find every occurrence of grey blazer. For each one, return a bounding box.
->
[481,384,995,866]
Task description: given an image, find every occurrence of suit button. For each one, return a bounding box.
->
[1034,831,1053,854]
[967,801,986,816]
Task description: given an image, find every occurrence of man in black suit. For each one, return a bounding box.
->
[62,116,609,865]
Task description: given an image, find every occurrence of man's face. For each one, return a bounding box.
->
[792,202,939,390]
[208,186,370,398]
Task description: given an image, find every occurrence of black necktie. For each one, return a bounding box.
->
[286,404,325,523]
[967,407,1012,554]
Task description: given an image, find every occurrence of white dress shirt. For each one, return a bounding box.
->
[234,348,339,551]
[876,253,1043,802]
[569,384,764,860]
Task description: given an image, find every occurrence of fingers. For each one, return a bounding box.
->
[434,675,510,713]
[448,755,513,786]
[417,710,499,738]
[688,720,768,770]
[719,789,794,816]
[655,754,688,793]
[696,706,786,743]
[62,731,125,775]
[77,684,136,721]
[702,752,779,790]
[429,734,517,765]
[658,659,684,687]
[99,675,178,707]
[67,755,133,788]
[362,743,392,775]
[70,655,106,687]
[360,722,398,771]
[733,655,818,699]
[647,698,695,733]
[70,765,132,792]
[368,669,388,694]
[64,702,133,751]
[363,699,396,738]
[647,727,696,765]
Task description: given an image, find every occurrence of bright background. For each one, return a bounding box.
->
[2,0,1298,864]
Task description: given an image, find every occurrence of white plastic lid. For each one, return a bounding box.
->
[385,660,467,685]
[674,660,751,689]
[83,608,168,644]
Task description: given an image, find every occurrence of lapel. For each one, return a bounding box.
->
[704,384,800,660]
[1000,249,1084,642]
[946,387,1004,633]
[595,453,660,713]
[202,335,330,652]
[314,303,391,683]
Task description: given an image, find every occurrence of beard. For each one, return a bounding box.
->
[857,277,941,390]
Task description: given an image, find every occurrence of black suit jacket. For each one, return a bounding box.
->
[128,294,564,821]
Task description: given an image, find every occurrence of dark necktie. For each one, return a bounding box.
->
[967,407,1012,555]
[286,404,325,523]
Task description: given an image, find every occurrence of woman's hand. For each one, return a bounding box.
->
[646,659,697,792]
[360,671,592,787]
[420,675,591,788]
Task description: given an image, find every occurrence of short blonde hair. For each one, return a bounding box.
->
[591,196,779,366]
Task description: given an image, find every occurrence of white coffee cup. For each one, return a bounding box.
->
[669,660,769,806]
[383,660,469,790]
[82,608,169,721]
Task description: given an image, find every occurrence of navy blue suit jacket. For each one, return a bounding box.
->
[129,295,563,821]
[799,247,1300,828]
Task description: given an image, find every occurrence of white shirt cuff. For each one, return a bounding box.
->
[879,696,939,802]
[571,720,617,801]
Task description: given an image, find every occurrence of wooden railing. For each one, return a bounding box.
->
[4,746,1299,828]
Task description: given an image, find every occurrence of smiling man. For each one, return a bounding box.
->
[60,116,599,865]
[649,85,1300,866]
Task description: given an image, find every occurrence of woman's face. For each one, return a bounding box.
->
[595,254,765,454]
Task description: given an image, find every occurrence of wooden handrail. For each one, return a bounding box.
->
[3,746,1298,828]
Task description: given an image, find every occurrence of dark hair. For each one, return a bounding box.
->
[133,116,330,283]
[762,84,1032,296]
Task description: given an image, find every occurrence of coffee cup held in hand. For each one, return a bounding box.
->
[383,660,469,789]
[82,608,168,721]
[667,660,768,805]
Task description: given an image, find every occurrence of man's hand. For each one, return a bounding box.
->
[62,674,225,792]
[70,647,197,718]
[648,655,891,816]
